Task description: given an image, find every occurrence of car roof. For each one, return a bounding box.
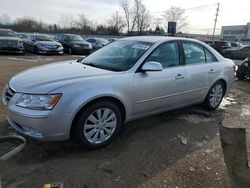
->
[62,34,80,36]
[120,36,205,44]
[0,28,13,32]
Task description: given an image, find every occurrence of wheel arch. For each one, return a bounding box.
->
[69,96,126,140]
[216,78,227,95]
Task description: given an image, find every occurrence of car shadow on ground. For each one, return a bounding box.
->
[0,105,226,188]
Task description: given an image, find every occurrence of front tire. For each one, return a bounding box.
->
[204,81,225,110]
[74,101,123,149]
[68,47,73,55]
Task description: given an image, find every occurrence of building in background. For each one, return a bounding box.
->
[220,23,250,42]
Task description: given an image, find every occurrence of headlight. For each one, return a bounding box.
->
[73,44,81,48]
[16,94,61,110]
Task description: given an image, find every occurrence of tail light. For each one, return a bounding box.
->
[233,64,236,72]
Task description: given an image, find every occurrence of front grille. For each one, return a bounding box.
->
[48,45,59,49]
[3,85,15,104]
[0,40,18,46]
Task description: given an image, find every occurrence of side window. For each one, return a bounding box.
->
[183,42,206,65]
[146,42,180,68]
[205,48,217,63]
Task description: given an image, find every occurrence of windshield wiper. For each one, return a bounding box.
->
[82,61,101,69]
[81,61,121,72]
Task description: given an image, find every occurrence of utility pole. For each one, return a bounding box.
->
[212,3,220,41]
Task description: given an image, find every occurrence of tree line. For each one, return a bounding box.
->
[0,0,188,35]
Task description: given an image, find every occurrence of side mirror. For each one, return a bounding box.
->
[141,61,163,72]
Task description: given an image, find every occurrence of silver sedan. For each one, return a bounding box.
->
[2,36,235,148]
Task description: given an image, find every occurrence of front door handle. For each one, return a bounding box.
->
[209,69,215,74]
[175,74,184,79]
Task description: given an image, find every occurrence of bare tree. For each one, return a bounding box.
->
[106,12,125,33]
[121,0,131,33]
[58,14,75,29]
[162,6,188,32]
[121,0,151,33]
[76,14,93,33]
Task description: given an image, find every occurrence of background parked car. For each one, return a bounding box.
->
[107,38,118,43]
[55,34,92,55]
[223,46,250,60]
[203,40,214,46]
[236,57,250,80]
[210,41,231,54]
[25,34,63,55]
[16,33,29,40]
[0,28,25,54]
[230,42,244,50]
[86,37,109,50]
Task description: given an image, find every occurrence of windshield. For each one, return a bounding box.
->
[0,30,17,37]
[35,35,54,41]
[82,40,153,71]
[67,35,83,41]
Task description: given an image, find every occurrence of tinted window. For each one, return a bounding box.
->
[34,35,54,41]
[205,49,217,63]
[146,42,179,68]
[66,35,83,41]
[183,42,206,65]
[87,39,95,43]
[231,43,237,47]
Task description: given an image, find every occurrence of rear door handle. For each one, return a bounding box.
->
[209,69,215,74]
[175,74,184,79]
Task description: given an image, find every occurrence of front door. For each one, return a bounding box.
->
[134,41,185,115]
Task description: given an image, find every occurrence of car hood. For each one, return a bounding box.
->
[9,60,118,94]
[0,36,20,41]
[36,41,62,46]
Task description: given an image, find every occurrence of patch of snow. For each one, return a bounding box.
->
[219,96,237,109]
[240,105,250,117]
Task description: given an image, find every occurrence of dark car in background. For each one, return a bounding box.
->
[56,34,92,55]
[107,38,118,43]
[25,34,63,55]
[236,57,250,80]
[86,37,109,50]
[210,41,231,54]
[16,33,29,40]
[0,28,25,54]
[223,46,250,60]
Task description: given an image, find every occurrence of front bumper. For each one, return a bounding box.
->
[3,92,73,141]
[0,45,25,53]
[6,109,73,141]
[72,47,92,55]
[37,47,63,55]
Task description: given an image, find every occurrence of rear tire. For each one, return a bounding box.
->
[74,101,123,149]
[204,81,225,110]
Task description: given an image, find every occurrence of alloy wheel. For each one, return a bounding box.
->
[83,108,117,144]
[209,83,223,108]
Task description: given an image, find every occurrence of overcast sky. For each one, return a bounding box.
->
[1,0,250,34]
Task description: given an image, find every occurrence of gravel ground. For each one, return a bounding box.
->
[0,54,248,188]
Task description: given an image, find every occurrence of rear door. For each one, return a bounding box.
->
[181,41,219,104]
[134,41,185,115]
